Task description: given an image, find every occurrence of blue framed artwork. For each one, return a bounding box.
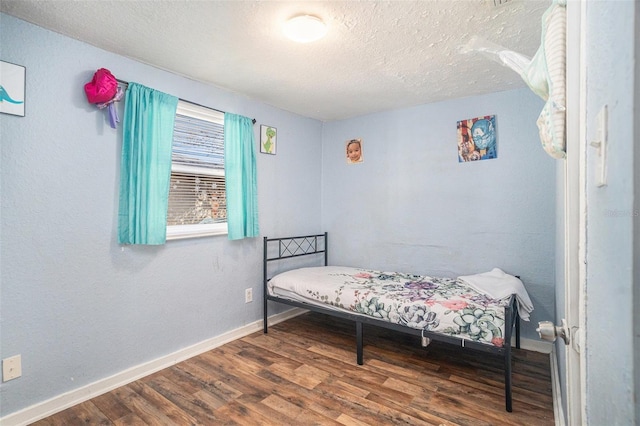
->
[457,115,497,162]
[0,60,26,117]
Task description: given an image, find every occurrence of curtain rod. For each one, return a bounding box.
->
[116,79,256,124]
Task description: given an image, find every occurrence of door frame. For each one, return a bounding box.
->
[564,0,587,423]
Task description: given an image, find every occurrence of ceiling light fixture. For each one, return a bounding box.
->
[283,15,327,43]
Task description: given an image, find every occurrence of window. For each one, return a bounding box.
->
[166,101,227,240]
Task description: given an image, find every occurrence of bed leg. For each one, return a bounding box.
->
[356,321,363,365]
[515,313,521,349]
[263,236,268,334]
[263,297,268,334]
[505,344,513,412]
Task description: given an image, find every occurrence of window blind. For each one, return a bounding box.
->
[172,102,225,172]
[167,101,227,228]
[167,173,226,225]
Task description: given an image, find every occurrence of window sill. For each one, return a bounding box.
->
[166,223,228,240]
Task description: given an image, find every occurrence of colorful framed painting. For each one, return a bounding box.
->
[0,61,26,117]
[457,115,497,162]
[260,125,277,155]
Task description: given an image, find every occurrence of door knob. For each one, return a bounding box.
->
[536,319,570,344]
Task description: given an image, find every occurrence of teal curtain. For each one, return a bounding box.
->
[224,113,259,240]
[118,83,179,245]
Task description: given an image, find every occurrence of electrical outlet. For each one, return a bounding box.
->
[3,355,22,382]
[245,288,253,303]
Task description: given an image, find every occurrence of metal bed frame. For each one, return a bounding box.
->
[263,232,521,412]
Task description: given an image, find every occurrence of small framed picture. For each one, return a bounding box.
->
[260,125,277,155]
[0,61,26,117]
[346,138,363,164]
[457,115,497,162]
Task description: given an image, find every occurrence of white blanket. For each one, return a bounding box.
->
[458,268,534,321]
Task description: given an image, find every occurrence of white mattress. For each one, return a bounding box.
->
[269,266,520,347]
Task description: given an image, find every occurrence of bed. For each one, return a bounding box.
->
[263,232,532,412]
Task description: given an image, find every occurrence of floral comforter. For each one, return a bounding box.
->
[268,266,512,347]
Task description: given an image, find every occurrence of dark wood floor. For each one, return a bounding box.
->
[33,312,554,425]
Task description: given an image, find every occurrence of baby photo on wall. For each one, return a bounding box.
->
[457,115,497,162]
[346,138,364,164]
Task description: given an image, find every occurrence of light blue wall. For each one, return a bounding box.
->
[321,89,556,340]
[583,1,636,423]
[0,14,322,416]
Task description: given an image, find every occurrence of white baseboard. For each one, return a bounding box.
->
[0,308,307,426]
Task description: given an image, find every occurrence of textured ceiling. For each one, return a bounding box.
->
[0,0,549,121]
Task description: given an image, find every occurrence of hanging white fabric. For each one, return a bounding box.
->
[460,0,567,159]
